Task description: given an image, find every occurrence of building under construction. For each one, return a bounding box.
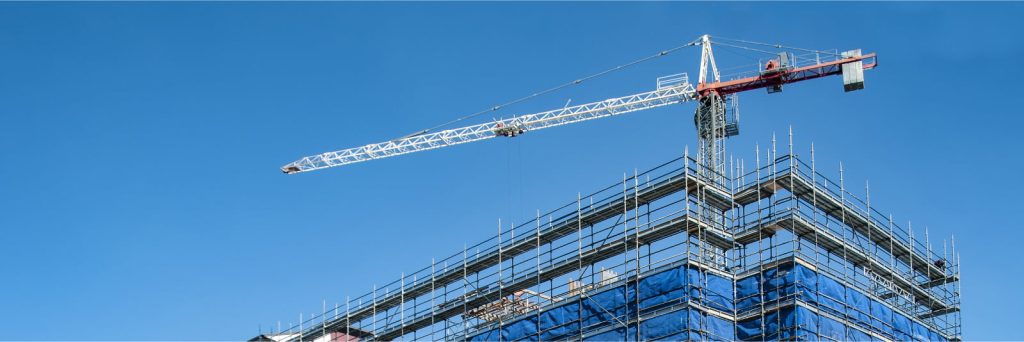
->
[254,140,962,341]
[257,35,962,341]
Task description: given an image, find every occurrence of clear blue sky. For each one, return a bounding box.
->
[1,2,1021,340]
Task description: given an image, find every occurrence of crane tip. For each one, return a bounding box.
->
[282,166,301,174]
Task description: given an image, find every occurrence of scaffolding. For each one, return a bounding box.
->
[254,132,962,342]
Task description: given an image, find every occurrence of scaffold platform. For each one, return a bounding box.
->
[254,140,962,342]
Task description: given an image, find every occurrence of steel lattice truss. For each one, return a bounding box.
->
[282,79,697,173]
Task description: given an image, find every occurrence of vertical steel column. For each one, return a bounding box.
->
[372,286,377,340]
[908,221,917,313]
[497,219,503,340]
[753,142,766,338]
[787,130,801,339]
[925,226,932,282]
[430,259,436,340]
[535,209,541,341]
[400,273,405,340]
[633,169,642,341]
[888,214,897,308]
[771,134,782,340]
[839,162,851,293]
[461,245,468,338]
[346,297,351,341]
[810,142,825,340]
[866,181,873,272]
[576,192,584,341]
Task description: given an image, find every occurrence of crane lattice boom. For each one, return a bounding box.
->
[282,77,697,174]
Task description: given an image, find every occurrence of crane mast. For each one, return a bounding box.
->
[694,34,731,186]
[281,35,876,175]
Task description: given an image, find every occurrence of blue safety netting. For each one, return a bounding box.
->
[581,286,629,329]
[893,312,912,341]
[583,326,636,341]
[706,313,736,341]
[639,308,701,340]
[471,261,949,341]
[736,273,761,312]
[737,315,761,340]
[762,262,817,304]
[818,273,845,316]
[469,264,735,341]
[738,305,884,341]
[735,262,948,341]
[706,273,734,313]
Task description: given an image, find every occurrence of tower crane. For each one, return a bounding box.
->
[280,35,876,178]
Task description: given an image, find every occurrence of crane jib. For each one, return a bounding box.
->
[282,82,699,174]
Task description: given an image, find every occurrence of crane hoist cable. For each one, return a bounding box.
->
[711,41,778,56]
[402,38,702,140]
[714,36,844,56]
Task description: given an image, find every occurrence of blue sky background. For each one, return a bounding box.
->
[1,2,1022,340]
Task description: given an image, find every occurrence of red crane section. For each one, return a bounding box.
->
[698,53,877,96]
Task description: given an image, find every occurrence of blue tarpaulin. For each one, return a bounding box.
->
[818,274,846,315]
[762,263,818,305]
[870,299,894,337]
[706,273,735,312]
[538,302,579,340]
[583,326,636,341]
[737,316,761,340]
[847,284,872,327]
[847,325,872,342]
[736,274,761,312]
[471,264,734,341]
[637,265,693,310]
[765,306,817,340]
[763,264,794,302]
[639,308,699,340]
[893,312,912,341]
[819,314,845,341]
[501,316,538,341]
[582,286,630,329]
[470,260,949,342]
[707,314,735,341]
[913,321,931,342]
